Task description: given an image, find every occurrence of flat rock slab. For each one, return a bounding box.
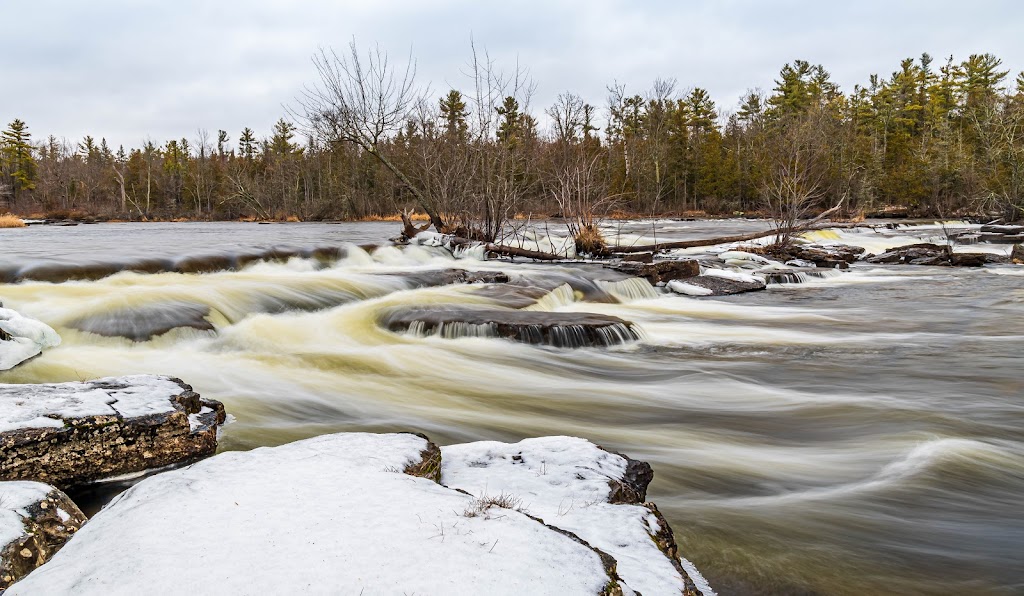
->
[382,307,642,347]
[7,433,630,595]
[1,481,87,590]
[0,375,226,489]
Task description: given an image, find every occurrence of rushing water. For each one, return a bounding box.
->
[2,220,1023,595]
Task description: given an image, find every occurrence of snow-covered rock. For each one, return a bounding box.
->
[667,268,767,297]
[0,308,61,371]
[667,280,715,296]
[8,433,628,595]
[0,375,225,488]
[0,481,86,590]
[442,437,714,596]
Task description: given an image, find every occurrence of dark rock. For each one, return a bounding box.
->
[382,307,641,348]
[783,244,863,268]
[682,273,767,295]
[980,224,1024,235]
[1,482,87,590]
[383,268,511,288]
[68,302,215,341]
[602,449,654,505]
[866,243,1007,266]
[0,376,226,489]
[610,259,700,284]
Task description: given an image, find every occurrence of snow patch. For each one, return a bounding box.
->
[0,308,61,371]
[667,280,715,296]
[701,268,762,285]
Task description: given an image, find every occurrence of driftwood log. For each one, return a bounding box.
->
[402,203,859,261]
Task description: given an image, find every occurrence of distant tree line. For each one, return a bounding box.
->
[2,50,1022,227]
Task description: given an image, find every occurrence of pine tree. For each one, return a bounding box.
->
[439,90,469,138]
[270,119,302,155]
[1,119,37,204]
[239,128,257,160]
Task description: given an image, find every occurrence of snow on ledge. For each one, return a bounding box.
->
[0,375,187,434]
[0,308,61,371]
[8,433,618,595]
[442,436,713,596]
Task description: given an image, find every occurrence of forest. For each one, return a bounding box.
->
[1,50,1022,231]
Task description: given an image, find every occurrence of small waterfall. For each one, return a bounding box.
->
[597,278,659,302]
[389,310,642,348]
[525,284,579,311]
[762,269,844,285]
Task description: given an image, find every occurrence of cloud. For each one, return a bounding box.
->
[3,0,1021,148]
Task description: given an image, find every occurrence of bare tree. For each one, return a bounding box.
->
[760,108,833,247]
[296,40,443,229]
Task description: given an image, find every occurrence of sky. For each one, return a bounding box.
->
[3,0,1023,149]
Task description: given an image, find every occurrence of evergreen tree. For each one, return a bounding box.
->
[239,128,257,159]
[439,90,469,137]
[1,119,37,204]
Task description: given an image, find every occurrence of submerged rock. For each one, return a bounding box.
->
[0,482,86,590]
[68,301,215,341]
[382,307,642,348]
[0,308,61,371]
[7,433,652,595]
[385,268,512,288]
[0,375,226,489]
[610,259,700,284]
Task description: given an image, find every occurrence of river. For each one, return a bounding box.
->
[1,220,1022,595]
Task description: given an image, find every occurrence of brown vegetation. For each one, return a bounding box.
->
[0,213,25,228]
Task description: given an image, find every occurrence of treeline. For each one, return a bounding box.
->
[1,51,1022,224]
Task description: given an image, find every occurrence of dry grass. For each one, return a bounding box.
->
[360,212,430,222]
[574,224,607,255]
[462,493,527,518]
[0,213,26,228]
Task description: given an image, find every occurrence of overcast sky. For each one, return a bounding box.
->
[3,0,1022,149]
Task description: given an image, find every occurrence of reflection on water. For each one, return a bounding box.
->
[2,221,1023,595]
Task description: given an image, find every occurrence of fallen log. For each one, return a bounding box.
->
[601,202,845,255]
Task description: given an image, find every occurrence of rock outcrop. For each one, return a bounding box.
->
[611,260,701,284]
[0,308,61,371]
[382,307,642,347]
[668,269,767,296]
[0,481,86,590]
[0,375,226,489]
[865,243,1007,266]
[5,433,700,595]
